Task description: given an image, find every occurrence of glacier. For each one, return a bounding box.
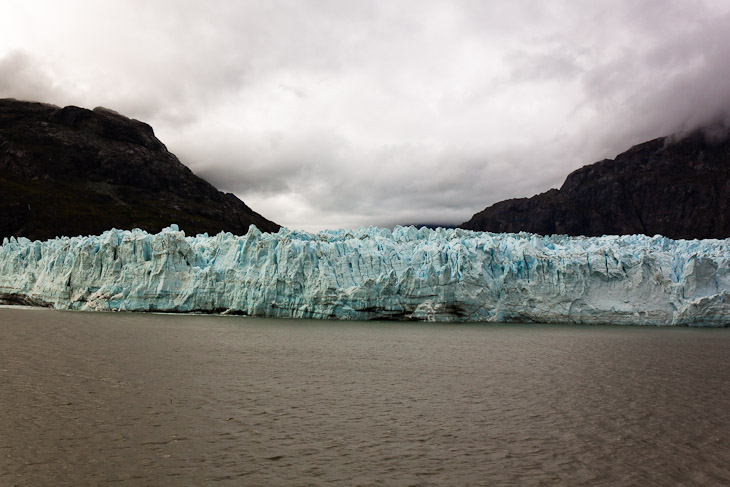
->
[1,224,729,326]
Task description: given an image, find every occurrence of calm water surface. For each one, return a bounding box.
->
[1,307,729,486]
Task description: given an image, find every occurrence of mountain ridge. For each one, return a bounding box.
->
[0,98,279,240]
[461,127,730,239]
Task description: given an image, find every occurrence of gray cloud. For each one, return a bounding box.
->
[0,51,67,104]
[2,0,730,231]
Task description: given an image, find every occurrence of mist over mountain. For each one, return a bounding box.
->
[3,2,730,231]
[461,126,730,240]
[0,99,279,240]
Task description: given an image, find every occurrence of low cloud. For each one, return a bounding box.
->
[2,0,730,230]
[0,51,67,105]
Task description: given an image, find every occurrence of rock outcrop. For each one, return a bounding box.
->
[0,98,279,240]
[461,128,730,239]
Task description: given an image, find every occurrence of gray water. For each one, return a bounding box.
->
[1,308,729,486]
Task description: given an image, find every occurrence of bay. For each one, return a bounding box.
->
[1,308,728,486]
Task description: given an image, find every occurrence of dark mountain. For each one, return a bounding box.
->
[461,127,730,239]
[0,98,279,240]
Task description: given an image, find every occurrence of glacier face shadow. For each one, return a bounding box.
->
[1,225,729,326]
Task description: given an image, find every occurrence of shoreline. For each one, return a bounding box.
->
[2,304,728,328]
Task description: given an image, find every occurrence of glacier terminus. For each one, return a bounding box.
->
[1,225,729,326]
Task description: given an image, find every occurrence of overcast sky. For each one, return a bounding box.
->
[2,1,730,231]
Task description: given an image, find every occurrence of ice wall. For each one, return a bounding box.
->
[1,225,729,325]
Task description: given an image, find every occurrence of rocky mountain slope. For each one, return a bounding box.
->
[461,128,730,239]
[0,98,279,240]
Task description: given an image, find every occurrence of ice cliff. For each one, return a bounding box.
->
[1,225,729,326]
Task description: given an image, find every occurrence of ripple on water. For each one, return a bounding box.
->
[1,308,729,486]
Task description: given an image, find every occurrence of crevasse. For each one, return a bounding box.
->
[1,224,729,325]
